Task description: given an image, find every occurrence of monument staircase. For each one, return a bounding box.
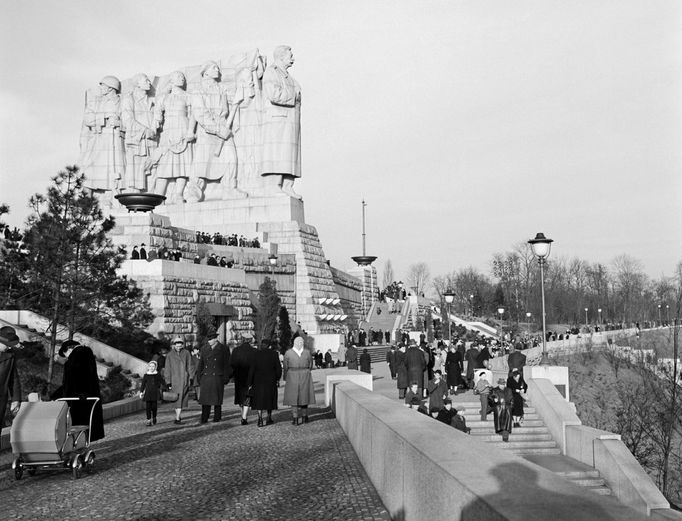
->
[455,393,612,495]
[363,301,403,339]
[0,310,147,384]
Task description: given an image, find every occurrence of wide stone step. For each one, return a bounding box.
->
[466,419,544,428]
[509,447,562,455]
[462,412,540,421]
[470,426,549,435]
[488,440,558,450]
[581,484,612,495]
[555,469,601,479]
[470,433,553,442]
[570,477,607,487]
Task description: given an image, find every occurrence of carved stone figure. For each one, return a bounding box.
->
[188,61,246,201]
[79,75,125,203]
[149,71,194,202]
[261,45,302,199]
[121,73,158,192]
[232,52,266,196]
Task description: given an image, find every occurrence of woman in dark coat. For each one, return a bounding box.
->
[248,342,282,427]
[231,341,257,425]
[359,349,372,373]
[395,345,408,399]
[445,345,464,393]
[52,340,104,442]
[506,368,528,428]
[489,378,514,442]
[346,345,358,370]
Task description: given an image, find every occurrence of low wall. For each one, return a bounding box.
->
[0,310,148,376]
[331,380,648,521]
[526,378,581,454]
[323,369,372,406]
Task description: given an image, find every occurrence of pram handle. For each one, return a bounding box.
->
[56,397,101,445]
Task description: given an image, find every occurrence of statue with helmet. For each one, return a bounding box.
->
[78,75,126,205]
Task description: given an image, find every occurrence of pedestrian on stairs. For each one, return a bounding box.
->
[359,348,371,374]
[386,345,397,379]
[337,343,347,367]
[395,344,408,399]
[507,369,527,428]
[346,344,358,370]
[490,378,514,442]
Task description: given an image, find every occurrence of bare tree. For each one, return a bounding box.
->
[612,254,647,324]
[382,259,394,290]
[406,262,430,296]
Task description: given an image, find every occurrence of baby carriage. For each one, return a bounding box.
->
[10,397,99,480]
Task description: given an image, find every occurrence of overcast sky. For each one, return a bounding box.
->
[1,1,680,283]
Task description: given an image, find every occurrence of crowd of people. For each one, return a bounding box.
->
[130,243,183,261]
[195,231,261,249]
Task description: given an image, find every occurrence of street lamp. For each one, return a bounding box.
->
[470,294,474,317]
[497,307,505,338]
[598,308,602,325]
[658,304,662,326]
[268,254,277,277]
[584,308,588,328]
[444,288,455,341]
[526,311,531,337]
[666,304,670,325]
[528,232,553,365]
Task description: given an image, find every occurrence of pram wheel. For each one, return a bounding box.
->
[12,457,23,480]
[84,452,95,474]
[71,455,83,480]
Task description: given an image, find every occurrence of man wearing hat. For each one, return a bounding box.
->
[436,398,456,426]
[490,377,514,442]
[0,326,21,427]
[196,331,232,423]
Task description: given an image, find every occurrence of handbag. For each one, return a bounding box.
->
[162,391,179,402]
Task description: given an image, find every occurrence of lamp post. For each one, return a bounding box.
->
[268,254,277,277]
[658,304,662,326]
[526,311,531,338]
[528,232,553,366]
[598,308,602,325]
[584,307,588,329]
[497,307,505,338]
[444,288,455,341]
[666,304,670,325]
[470,294,474,317]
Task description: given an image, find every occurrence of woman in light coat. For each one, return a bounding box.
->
[282,337,316,425]
[165,337,194,424]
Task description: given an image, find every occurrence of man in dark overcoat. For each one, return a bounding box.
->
[464,344,480,389]
[395,344,408,399]
[386,345,397,379]
[405,341,426,396]
[0,326,21,428]
[231,341,256,425]
[346,344,358,370]
[197,333,232,423]
[507,345,527,374]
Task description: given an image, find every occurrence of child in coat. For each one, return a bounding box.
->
[140,361,167,426]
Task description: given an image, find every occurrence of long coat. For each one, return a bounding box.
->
[196,341,232,406]
[346,346,358,370]
[507,374,528,417]
[359,352,371,374]
[445,350,464,388]
[261,63,302,176]
[465,347,480,382]
[52,345,104,442]
[336,344,347,364]
[490,387,514,434]
[395,349,408,390]
[282,349,316,406]
[508,351,527,372]
[231,343,256,406]
[405,346,426,387]
[248,348,282,411]
[165,348,194,408]
[386,348,397,377]
[0,350,21,427]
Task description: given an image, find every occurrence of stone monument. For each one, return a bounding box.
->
[79,47,361,340]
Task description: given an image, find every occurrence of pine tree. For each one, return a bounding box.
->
[277,305,293,353]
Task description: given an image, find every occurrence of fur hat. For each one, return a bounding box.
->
[58,339,80,357]
[0,326,19,347]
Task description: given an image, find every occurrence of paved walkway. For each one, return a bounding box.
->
[0,373,391,521]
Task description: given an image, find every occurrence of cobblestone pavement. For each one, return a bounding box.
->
[0,376,391,521]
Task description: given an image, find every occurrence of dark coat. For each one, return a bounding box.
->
[0,350,21,427]
[507,374,528,417]
[452,414,470,434]
[405,346,426,387]
[490,386,514,434]
[231,342,256,405]
[140,373,166,401]
[508,351,527,372]
[476,347,491,368]
[52,345,104,442]
[359,352,371,373]
[465,347,480,381]
[427,378,447,412]
[445,350,464,387]
[346,346,358,370]
[248,348,282,411]
[386,349,397,373]
[197,341,232,406]
[395,349,408,389]
[436,408,456,426]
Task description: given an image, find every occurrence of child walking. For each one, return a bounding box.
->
[140,360,166,426]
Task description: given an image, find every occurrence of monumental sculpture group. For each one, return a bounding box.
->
[78,46,303,207]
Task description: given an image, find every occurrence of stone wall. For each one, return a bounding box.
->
[330,266,363,329]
